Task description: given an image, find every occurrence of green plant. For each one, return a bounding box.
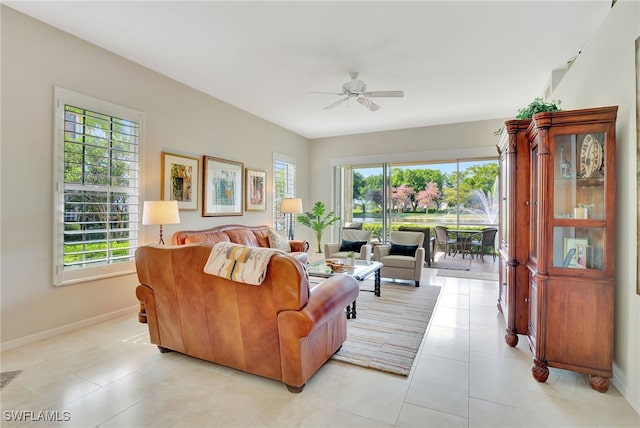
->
[516,98,562,119]
[296,201,340,253]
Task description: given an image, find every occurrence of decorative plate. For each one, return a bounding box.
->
[579,134,603,178]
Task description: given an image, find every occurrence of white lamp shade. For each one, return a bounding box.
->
[142,200,180,225]
[280,198,303,214]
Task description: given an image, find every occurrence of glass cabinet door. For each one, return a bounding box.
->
[552,132,607,271]
[529,144,538,260]
[553,132,606,220]
[499,152,509,250]
[552,226,605,271]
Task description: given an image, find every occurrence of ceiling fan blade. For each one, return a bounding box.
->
[323,97,349,110]
[357,97,380,112]
[310,91,345,96]
[361,90,404,98]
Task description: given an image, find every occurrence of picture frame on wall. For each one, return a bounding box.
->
[563,237,590,269]
[161,152,199,210]
[203,155,244,217]
[245,168,267,211]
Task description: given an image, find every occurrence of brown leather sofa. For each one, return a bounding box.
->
[135,243,359,392]
[172,224,309,262]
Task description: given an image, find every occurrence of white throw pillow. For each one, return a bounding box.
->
[267,228,291,252]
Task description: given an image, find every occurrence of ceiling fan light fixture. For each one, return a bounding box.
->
[313,72,403,112]
[357,96,380,112]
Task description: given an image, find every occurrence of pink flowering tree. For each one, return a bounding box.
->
[416,182,441,211]
[391,185,414,213]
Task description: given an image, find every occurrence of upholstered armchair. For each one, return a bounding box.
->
[373,231,425,287]
[324,229,372,261]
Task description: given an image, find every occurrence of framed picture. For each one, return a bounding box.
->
[161,152,199,210]
[563,237,590,269]
[203,155,244,217]
[245,168,266,211]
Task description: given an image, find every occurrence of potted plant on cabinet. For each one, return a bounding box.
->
[494,98,563,135]
[515,97,562,119]
[296,201,340,253]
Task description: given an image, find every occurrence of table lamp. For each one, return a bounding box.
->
[142,200,180,244]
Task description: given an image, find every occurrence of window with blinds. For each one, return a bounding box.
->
[53,87,143,285]
[273,154,296,233]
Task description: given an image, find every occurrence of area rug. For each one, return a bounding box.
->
[1,370,22,390]
[429,256,471,271]
[330,282,441,376]
[436,269,498,281]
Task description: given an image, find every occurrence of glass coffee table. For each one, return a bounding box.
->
[306,259,383,319]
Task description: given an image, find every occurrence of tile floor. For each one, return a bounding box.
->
[1,264,639,427]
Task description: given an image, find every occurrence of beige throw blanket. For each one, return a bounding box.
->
[203,242,284,285]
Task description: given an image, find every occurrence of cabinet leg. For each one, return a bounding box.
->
[589,375,610,393]
[505,330,519,347]
[157,346,172,353]
[531,359,549,382]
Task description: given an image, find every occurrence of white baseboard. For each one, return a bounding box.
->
[612,363,640,415]
[0,305,139,351]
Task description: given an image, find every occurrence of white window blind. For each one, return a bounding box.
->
[53,87,143,285]
[273,154,296,233]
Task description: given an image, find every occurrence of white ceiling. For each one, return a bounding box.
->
[5,1,613,139]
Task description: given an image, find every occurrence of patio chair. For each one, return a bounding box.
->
[468,227,498,262]
[434,226,458,259]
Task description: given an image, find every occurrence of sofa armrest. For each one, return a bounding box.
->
[278,275,359,338]
[373,244,390,261]
[359,244,372,262]
[324,243,341,258]
[277,275,359,389]
[415,247,425,272]
[289,240,309,253]
[136,285,159,343]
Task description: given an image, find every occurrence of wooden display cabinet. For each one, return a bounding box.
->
[526,106,617,393]
[497,119,531,346]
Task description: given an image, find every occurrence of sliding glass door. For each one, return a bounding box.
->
[334,158,498,243]
[338,164,389,242]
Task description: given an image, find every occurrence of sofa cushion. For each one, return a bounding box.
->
[250,228,271,248]
[226,228,261,247]
[339,239,367,252]
[380,255,417,268]
[389,243,418,257]
[184,231,231,245]
[267,228,291,252]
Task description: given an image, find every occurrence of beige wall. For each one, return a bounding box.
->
[0,7,309,345]
[551,0,639,412]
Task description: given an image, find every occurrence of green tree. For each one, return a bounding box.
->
[352,171,366,213]
[362,174,384,211]
[460,163,499,196]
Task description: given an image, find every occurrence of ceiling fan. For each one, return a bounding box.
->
[311,72,404,112]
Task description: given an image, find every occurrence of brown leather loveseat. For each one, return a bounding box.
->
[172,224,309,263]
[135,243,359,392]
